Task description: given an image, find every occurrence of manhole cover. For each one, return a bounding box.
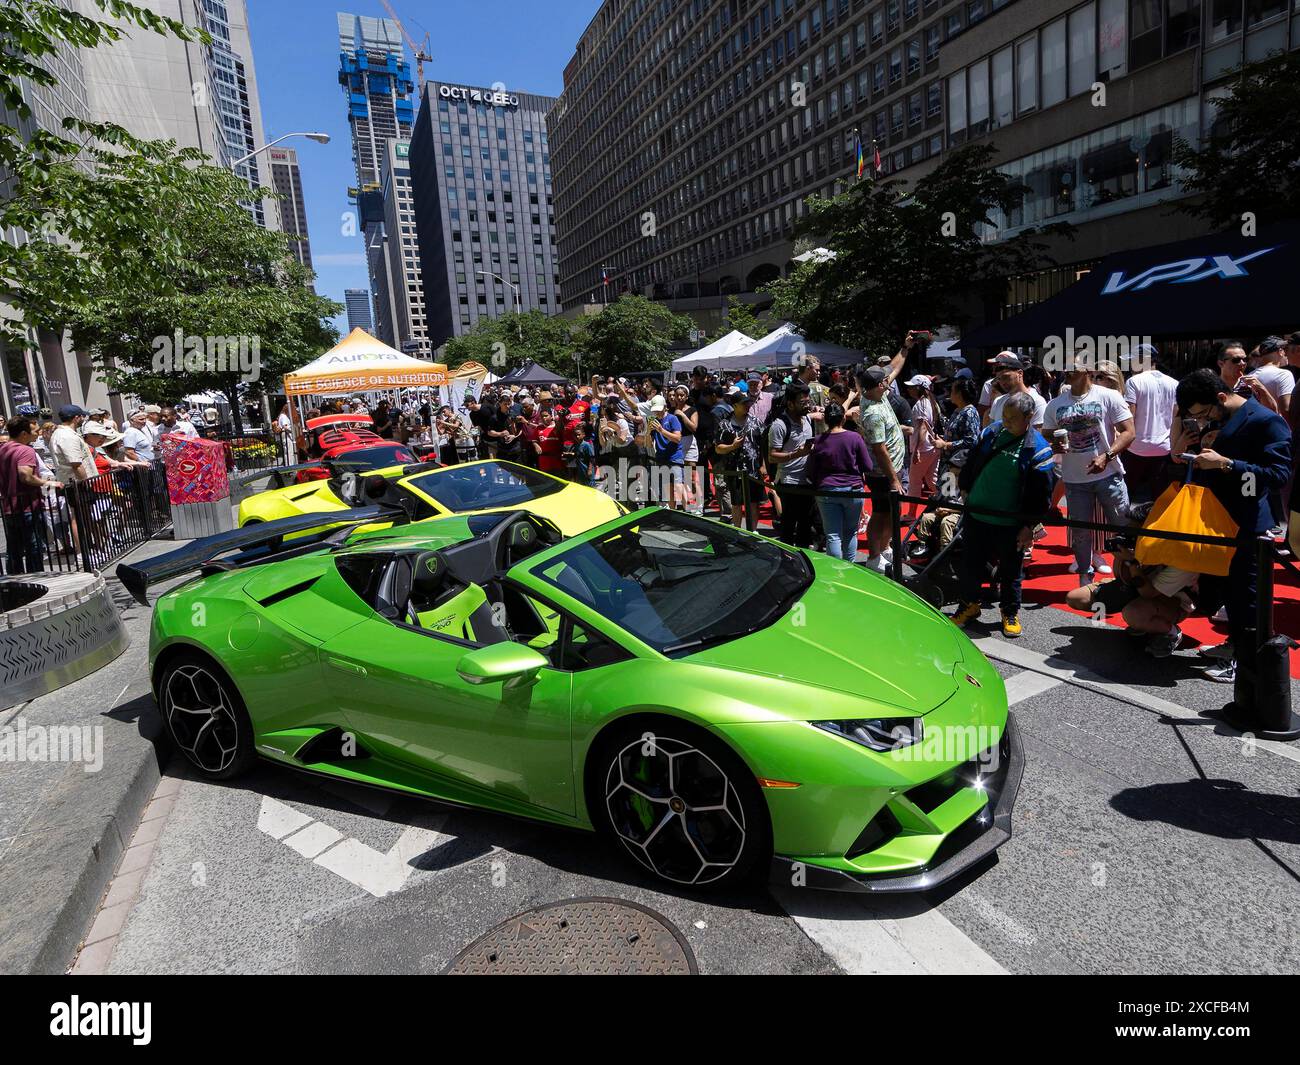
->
[445,897,697,975]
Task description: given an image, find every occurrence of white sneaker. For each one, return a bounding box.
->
[864,553,887,573]
[1197,642,1234,661]
[1092,553,1112,575]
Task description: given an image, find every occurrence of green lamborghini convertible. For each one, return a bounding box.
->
[121,506,1020,892]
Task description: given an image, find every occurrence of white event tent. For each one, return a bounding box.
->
[669,329,756,373]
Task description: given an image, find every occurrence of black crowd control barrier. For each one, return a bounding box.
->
[731,475,1300,742]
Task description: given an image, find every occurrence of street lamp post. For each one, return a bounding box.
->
[229,131,330,171]
[477,270,523,341]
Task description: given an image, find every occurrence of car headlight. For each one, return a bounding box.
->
[813,717,924,752]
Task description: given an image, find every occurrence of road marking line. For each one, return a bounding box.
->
[1003,670,1063,706]
[282,822,344,859]
[255,795,447,898]
[256,796,312,840]
[975,638,1300,767]
[776,888,1006,975]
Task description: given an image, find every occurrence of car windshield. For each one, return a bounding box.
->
[404,461,564,513]
[529,510,811,655]
[330,445,414,469]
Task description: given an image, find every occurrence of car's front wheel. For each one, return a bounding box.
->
[589,719,771,890]
[158,652,256,779]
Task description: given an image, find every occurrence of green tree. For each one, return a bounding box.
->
[442,310,574,376]
[715,295,762,340]
[1173,51,1300,230]
[17,144,339,432]
[1,1,202,349]
[763,144,1068,356]
[573,294,694,381]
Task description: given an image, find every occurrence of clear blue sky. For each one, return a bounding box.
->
[246,0,596,333]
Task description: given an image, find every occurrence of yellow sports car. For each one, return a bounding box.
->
[237,459,623,538]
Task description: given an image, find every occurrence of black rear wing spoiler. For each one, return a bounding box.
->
[115,505,400,606]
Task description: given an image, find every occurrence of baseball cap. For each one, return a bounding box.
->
[649,395,666,413]
[987,351,1024,370]
[861,366,889,388]
[726,387,751,404]
[954,367,975,381]
[81,420,123,444]
[902,374,932,389]
[144,403,162,414]
[58,404,90,420]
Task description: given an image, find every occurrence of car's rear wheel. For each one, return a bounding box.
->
[588,719,770,890]
[158,652,256,780]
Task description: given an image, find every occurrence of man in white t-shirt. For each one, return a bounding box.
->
[1043,357,1136,584]
[985,351,1046,428]
[1247,336,1294,417]
[50,405,96,484]
[1121,347,1178,504]
[159,406,199,439]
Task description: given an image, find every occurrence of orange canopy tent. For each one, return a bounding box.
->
[283,328,449,397]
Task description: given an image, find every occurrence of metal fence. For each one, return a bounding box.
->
[211,426,295,474]
[1,465,172,578]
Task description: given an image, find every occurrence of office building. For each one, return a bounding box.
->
[550,0,1299,330]
[345,289,375,332]
[268,146,314,274]
[380,140,430,355]
[5,0,279,419]
[337,12,424,353]
[1,0,96,420]
[408,80,561,350]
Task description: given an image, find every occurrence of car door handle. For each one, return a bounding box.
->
[326,657,367,677]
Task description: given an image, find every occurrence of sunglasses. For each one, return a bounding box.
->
[1222,356,1248,364]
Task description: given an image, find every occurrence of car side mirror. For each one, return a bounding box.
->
[456,644,548,690]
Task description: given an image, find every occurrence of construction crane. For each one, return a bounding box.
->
[379,0,432,85]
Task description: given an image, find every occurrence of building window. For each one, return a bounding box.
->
[1068,3,1097,98]
[1129,0,1163,69]
[947,73,967,145]
[1041,17,1067,108]
[992,46,1013,128]
[1099,0,1128,79]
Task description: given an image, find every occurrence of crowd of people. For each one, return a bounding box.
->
[6,330,1299,711]
[0,401,198,574]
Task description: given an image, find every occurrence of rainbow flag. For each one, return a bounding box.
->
[855,131,866,180]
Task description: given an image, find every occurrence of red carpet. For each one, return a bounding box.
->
[731,492,1300,678]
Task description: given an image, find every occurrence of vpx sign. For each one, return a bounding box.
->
[1100,246,1278,295]
[439,84,520,107]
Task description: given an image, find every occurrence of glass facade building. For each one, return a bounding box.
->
[549,0,1300,323]
[337,12,423,353]
[408,81,561,351]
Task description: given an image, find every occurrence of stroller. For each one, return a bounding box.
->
[899,495,1007,610]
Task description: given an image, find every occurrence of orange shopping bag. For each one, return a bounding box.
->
[1134,472,1238,576]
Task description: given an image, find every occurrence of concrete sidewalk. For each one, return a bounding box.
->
[0,538,177,974]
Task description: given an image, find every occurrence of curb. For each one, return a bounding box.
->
[0,698,169,974]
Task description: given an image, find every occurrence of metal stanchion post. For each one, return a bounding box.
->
[1251,537,1300,741]
[889,491,903,582]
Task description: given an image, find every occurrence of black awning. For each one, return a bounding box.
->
[963,222,1300,349]
[497,360,569,386]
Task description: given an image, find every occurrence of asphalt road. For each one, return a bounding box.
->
[82,613,1300,975]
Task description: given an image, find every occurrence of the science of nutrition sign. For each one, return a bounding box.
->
[438,84,520,107]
